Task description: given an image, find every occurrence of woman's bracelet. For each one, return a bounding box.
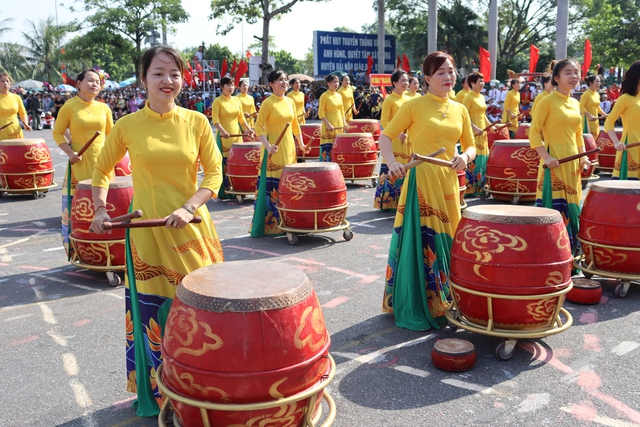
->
[181,204,195,215]
[95,205,106,213]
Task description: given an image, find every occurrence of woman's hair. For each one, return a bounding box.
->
[467,72,484,87]
[0,71,12,83]
[585,75,600,86]
[325,74,339,84]
[341,75,350,83]
[390,69,408,88]
[551,59,579,86]
[541,74,552,85]
[289,77,300,86]
[267,69,287,84]
[620,61,640,96]
[239,79,249,87]
[422,51,456,88]
[461,75,468,86]
[76,68,100,85]
[509,78,519,88]
[220,75,234,87]
[140,45,184,81]
[408,76,419,85]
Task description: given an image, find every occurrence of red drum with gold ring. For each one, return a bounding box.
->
[485,139,539,203]
[514,123,530,140]
[348,119,381,150]
[330,133,377,179]
[298,124,322,159]
[566,278,602,305]
[487,125,510,150]
[114,152,132,176]
[431,338,476,372]
[596,129,622,172]
[0,138,56,195]
[226,142,261,193]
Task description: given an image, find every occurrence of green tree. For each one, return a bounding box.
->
[273,50,300,74]
[438,1,486,71]
[247,35,277,55]
[0,17,13,38]
[209,0,329,83]
[298,47,314,76]
[202,43,235,68]
[0,43,29,81]
[333,26,357,33]
[76,0,189,86]
[22,17,75,84]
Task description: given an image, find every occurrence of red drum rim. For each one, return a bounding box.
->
[76,176,133,190]
[283,162,341,172]
[231,142,262,149]
[492,139,531,147]
[0,138,47,146]
[462,205,562,224]
[589,180,640,194]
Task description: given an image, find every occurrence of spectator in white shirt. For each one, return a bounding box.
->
[487,81,500,103]
[498,84,507,104]
[600,93,612,114]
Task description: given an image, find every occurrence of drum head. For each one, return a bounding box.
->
[463,205,562,225]
[590,180,640,195]
[76,176,133,190]
[0,138,47,146]
[283,162,340,173]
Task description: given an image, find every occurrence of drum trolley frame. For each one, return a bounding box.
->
[335,160,379,188]
[276,204,353,245]
[445,280,573,361]
[156,354,337,427]
[483,175,537,204]
[68,236,124,287]
[0,169,57,199]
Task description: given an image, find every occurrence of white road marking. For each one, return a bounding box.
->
[43,246,65,252]
[560,406,639,427]
[441,378,494,394]
[32,221,46,227]
[4,314,33,322]
[47,330,68,346]
[33,286,46,302]
[63,353,79,376]
[350,222,376,228]
[393,365,430,378]
[517,393,550,412]
[69,379,93,408]
[611,341,640,356]
[31,274,67,283]
[105,292,124,299]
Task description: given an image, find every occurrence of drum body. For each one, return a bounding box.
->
[70,177,133,267]
[297,124,322,159]
[114,152,132,176]
[161,261,331,427]
[514,123,530,140]
[226,142,261,193]
[277,162,347,230]
[578,181,640,274]
[451,206,573,330]
[487,125,510,150]
[485,139,539,202]
[596,129,623,172]
[581,133,599,180]
[0,138,55,192]
[330,133,377,179]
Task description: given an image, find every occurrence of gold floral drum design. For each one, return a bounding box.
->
[486,139,539,202]
[578,181,640,274]
[161,260,332,427]
[114,152,132,176]
[0,138,55,191]
[226,142,261,193]
[348,119,381,150]
[487,125,510,150]
[70,177,133,267]
[450,205,573,330]
[581,133,599,180]
[298,124,322,159]
[277,162,348,230]
[330,133,377,179]
[595,129,622,172]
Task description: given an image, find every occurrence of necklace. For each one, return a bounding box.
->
[429,92,450,119]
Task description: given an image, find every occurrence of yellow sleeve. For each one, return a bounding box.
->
[92,121,127,189]
[461,93,472,111]
[529,97,549,150]
[197,115,223,194]
[380,97,393,128]
[17,95,27,118]
[254,99,270,137]
[104,105,113,137]
[52,103,72,146]
[459,105,476,152]
[211,98,221,125]
[318,93,327,119]
[604,96,625,131]
[235,98,246,126]
[288,98,301,136]
[382,101,414,140]
[579,92,588,114]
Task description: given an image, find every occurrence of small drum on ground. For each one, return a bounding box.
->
[158,260,336,427]
[330,133,378,183]
[298,124,322,160]
[596,129,623,173]
[431,338,476,372]
[485,139,539,203]
[514,123,531,140]
[447,205,573,360]
[566,278,602,305]
[581,133,599,186]
[348,119,381,150]
[487,125,510,150]
[69,177,133,283]
[226,142,261,194]
[114,152,132,176]
[0,138,56,197]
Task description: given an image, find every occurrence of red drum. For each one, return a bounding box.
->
[487,125,510,150]
[348,119,381,150]
[161,260,331,427]
[114,152,132,176]
[297,124,322,159]
[514,123,531,140]
[566,278,602,305]
[330,133,377,179]
[451,206,573,330]
[578,181,640,275]
[458,169,467,210]
[70,177,133,267]
[0,138,55,193]
[596,129,623,172]
[581,133,599,180]
[277,162,347,230]
[226,142,261,193]
[485,139,539,202]
[431,339,476,372]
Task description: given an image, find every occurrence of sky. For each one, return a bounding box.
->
[3,0,378,59]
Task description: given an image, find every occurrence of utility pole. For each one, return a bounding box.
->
[556,0,569,59]
[428,0,437,53]
[377,0,384,74]
[488,0,498,80]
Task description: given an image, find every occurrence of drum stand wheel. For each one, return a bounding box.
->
[481,188,491,199]
[495,340,517,361]
[511,195,521,205]
[615,281,631,298]
[106,272,122,287]
[286,232,299,246]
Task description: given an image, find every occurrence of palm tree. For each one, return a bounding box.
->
[0,43,29,81]
[0,17,13,37]
[22,17,73,84]
[438,1,486,71]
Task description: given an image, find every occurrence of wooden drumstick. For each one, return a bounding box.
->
[346,103,355,115]
[622,141,640,149]
[0,122,13,131]
[76,131,101,156]
[108,210,143,223]
[380,148,447,183]
[481,120,501,133]
[270,122,291,153]
[542,147,601,169]
[103,216,202,230]
[411,152,454,168]
[224,133,246,138]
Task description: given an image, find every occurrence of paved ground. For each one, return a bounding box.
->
[1,130,639,427]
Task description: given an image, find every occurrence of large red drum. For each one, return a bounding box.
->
[0,138,55,193]
[114,152,132,176]
[277,162,347,230]
[330,133,377,179]
[161,260,331,427]
[514,123,531,140]
[348,119,381,151]
[297,124,322,159]
[581,133,599,181]
[487,125,510,150]
[485,139,539,202]
[451,205,573,330]
[596,129,623,172]
[226,142,261,193]
[69,177,133,267]
[578,181,640,275]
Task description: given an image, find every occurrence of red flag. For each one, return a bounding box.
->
[246,50,252,58]
[366,55,374,75]
[184,62,193,87]
[234,59,248,87]
[379,82,387,97]
[529,44,540,81]
[402,54,410,73]
[231,58,238,75]
[479,47,491,80]
[582,39,592,77]
[221,58,228,77]
[396,55,401,69]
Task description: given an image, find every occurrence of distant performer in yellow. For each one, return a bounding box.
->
[287,77,308,125]
[0,72,31,139]
[338,74,358,123]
